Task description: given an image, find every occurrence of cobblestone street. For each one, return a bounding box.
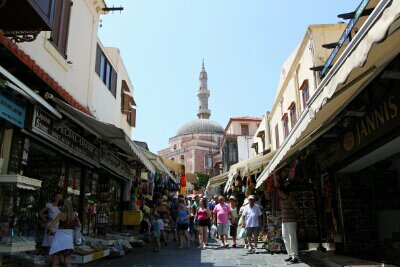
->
[86,238,313,267]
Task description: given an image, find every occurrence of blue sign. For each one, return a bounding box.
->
[0,88,26,128]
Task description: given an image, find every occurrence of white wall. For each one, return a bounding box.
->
[269,24,346,151]
[19,0,101,107]
[237,136,255,162]
[226,120,261,136]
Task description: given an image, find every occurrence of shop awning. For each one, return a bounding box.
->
[160,157,183,173]
[0,174,42,190]
[186,173,198,184]
[49,96,156,174]
[256,0,400,188]
[206,172,229,190]
[0,64,62,119]
[224,152,275,192]
[138,147,179,183]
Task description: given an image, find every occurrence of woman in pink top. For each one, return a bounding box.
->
[197,198,211,249]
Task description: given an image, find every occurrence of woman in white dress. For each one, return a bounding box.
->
[48,200,81,267]
[39,193,62,247]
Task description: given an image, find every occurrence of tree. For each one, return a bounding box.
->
[193,172,211,190]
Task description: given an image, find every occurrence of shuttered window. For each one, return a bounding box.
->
[128,108,136,127]
[95,44,117,97]
[51,0,71,58]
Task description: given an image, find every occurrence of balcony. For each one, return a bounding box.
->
[0,0,55,32]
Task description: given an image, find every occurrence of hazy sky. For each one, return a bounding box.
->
[99,1,359,152]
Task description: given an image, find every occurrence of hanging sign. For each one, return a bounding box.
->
[0,88,26,128]
[31,106,100,166]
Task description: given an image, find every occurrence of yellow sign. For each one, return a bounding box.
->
[92,250,105,260]
[180,187,187,195]
[123,210,142,226]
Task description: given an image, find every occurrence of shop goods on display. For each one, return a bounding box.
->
[261,211,286,253]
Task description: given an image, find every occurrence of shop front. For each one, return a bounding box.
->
[314,66,400,264]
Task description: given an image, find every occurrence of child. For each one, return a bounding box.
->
[152,213,161,251]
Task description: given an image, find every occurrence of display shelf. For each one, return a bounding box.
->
[0,242,36,253]
[71,248,110,264]
[84,236,117,246]
[0,174,42,189]
[106,233,135,243]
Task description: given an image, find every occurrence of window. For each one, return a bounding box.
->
[228,142,237,162]
[300,80,310,109]
[51,0,71,57]
[127,108,136,127]
[241,124,249,136]
[252,143,258,154]
[289,102,297,128]
[282,117,289,138]
[204,155,212,169]
[95,44,117,97]
[275,124,280,149]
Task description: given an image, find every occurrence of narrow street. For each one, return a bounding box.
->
[86,237,312,267]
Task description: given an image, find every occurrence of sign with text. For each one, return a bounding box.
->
[318,91,400,170]
[31,106,100,166]
[0,88,26,128]
[100,146,131,179]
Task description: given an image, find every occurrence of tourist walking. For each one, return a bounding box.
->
[177,198,190,248]
[208,195,218,238]
[241,195,262,253]
[39,192,62,248]
[229,196,239,247]
[213,196,234,248]
[47,200,81,267]
[197,197,211,249]
[152,213,161,252]
[279,186,299,264]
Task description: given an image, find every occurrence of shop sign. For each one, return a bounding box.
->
[100,146,131,179]
[318,92,400,170]
[0,88,26,128]
[31,106,100,166]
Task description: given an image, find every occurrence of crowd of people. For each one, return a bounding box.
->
[38,186,300,265]
[143,190,299,264]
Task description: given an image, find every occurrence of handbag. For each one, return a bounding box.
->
[238,228,247,239]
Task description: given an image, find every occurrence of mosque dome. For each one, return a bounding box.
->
[176,119,224,136]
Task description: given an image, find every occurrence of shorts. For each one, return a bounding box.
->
[177,223,189,231]
[217,223,229,236]
[198,219,209,227]
[246,227,259,238]
[230,223,238,237]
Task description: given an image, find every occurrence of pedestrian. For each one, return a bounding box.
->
[197,197,211,249]
[176,198,190,248]
[47,200,81,267]
[238,198,251,249]
[213,196,234,248]
[228,196,239,247]
[169,196,179,243]
[151,213,162,252]
[191,195,201,244]
[279,186,299,264]
[39,192,62,248]
[208,195,218,238]
[241,195,262,253]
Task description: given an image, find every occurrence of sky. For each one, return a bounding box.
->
[99,0,360,153]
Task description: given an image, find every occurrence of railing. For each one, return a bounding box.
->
[320,0,371,76]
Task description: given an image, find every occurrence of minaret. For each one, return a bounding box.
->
[197,60,211,119]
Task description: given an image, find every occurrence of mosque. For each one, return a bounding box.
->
[158,62,224,177]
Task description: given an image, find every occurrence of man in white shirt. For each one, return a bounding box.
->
[241,195,262,253]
